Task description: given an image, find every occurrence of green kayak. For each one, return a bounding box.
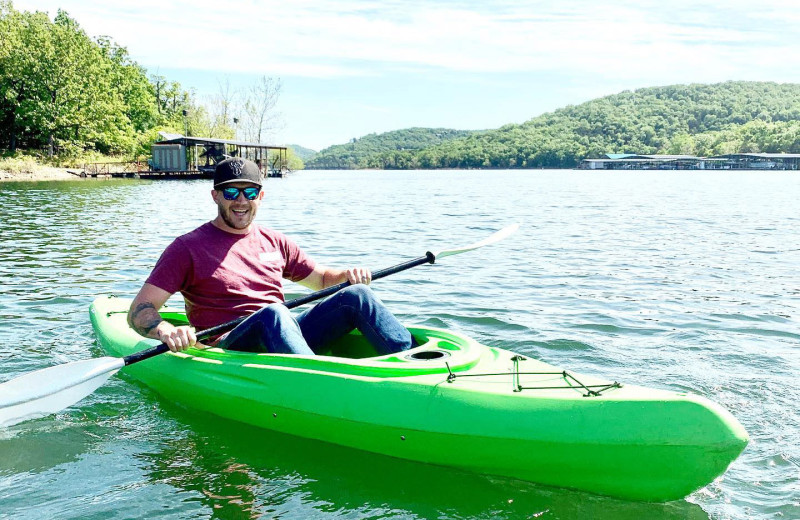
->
[90,295,747,502]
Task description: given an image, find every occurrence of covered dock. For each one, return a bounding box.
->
[151,134,288,176]
[581,154,703,170]
[82,134,289,179]
[704,153,800,170]
[580,153,800,170]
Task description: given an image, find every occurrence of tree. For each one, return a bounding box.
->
[0,5,140,155]
[36,10,135,156]
[97,36,157,134]
[207,77,237,139]
[0,3,241,158]
[666,133,695,155]
[240,76,282,143]
[0,3,48,152]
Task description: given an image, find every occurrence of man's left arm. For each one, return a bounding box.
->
[298,265,372,291]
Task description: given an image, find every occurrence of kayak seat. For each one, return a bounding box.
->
[316,330,422,359]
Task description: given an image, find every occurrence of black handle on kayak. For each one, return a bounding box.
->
[122,252,436,367]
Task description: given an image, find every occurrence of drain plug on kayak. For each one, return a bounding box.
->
[405,350,450,361]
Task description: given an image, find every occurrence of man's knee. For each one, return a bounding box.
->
[340,284,376,305]
[254,302,294,326]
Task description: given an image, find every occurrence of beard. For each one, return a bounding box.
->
[218,202,257,230]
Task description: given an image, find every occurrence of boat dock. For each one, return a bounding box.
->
[580,153,800,170]
[81,134,289,179]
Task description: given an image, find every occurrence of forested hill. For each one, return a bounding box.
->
[307,81,800,170]
[304,127,478,169]
[287,144,317,162]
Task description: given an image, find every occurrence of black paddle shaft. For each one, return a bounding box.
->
[122,252,436,366]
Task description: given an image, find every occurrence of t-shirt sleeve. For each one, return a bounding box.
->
[279,234,316,282]
[145,238,193,294]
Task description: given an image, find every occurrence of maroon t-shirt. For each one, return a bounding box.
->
[146,222,316,329]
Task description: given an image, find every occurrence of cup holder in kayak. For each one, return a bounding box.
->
[405,349,450,361]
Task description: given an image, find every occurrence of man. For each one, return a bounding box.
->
[128,157,414,356]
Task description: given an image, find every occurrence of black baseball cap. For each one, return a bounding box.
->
[213,158,263,188]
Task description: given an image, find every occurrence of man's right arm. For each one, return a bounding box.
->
[128,283,196,352]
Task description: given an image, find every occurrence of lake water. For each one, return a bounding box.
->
[0,170,798,519]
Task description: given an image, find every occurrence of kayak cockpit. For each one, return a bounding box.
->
[156,308,484,378]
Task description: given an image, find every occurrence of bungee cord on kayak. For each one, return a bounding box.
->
[445,356,622,396]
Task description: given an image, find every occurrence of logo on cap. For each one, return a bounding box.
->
[230,159,244,177]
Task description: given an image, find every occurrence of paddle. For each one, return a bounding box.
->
[0,223,519,428]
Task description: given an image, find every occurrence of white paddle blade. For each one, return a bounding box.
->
[434,223,520,260]
[0,357,124,428]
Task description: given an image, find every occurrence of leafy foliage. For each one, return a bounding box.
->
[287,144,317,162]
[1,5,141,155]
[0,3,238,158]
[305,128,478,169]
[284,148,304,170]
[308,82,800,169]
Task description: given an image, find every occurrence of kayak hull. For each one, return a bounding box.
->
[90,295,747,502]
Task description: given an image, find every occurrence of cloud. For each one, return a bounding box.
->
[15,0,800,83]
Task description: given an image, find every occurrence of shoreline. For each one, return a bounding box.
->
[0,166,82,182]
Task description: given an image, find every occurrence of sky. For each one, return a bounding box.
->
[12,0,800,151]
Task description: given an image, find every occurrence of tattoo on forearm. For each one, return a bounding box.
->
[130,302,162,337]
[131,302,156,320]
[142,318,164,335]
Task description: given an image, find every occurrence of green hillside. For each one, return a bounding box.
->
[307,81,800,170]
[287,144,317,162]
[305,127,478,169]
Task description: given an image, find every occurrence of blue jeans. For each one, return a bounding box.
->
[217,285,413,355]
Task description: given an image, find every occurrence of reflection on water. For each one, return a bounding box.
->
[129,400,712,520]
[1,172,799,519]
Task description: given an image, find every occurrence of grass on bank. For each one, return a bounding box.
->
[0,150,137,173]
[1,149,305,174]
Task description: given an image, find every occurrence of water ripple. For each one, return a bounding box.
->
[1,171,799,519]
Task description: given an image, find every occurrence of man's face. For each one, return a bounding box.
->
[212,183,263,230]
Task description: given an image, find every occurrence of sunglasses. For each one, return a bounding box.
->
[220,186,261,200]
